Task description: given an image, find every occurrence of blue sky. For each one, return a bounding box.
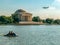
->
[0,0,60,19]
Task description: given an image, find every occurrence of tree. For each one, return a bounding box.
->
[53,19,60,24]
[32,16,41,22]
[0,16,14,24]
[42,20,46,23]
[0,16,7,24]
[5,16,13,23]
[45,18,53,24]
[12,14,20,23]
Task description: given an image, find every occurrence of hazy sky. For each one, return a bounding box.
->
[0,0,60,19]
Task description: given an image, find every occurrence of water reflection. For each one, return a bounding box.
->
[0,25,60,45]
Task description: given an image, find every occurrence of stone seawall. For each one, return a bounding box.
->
[19,22,43,25]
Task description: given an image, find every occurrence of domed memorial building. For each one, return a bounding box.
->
[12,9,32,22]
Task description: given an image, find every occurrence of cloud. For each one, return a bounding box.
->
[55,0,60,2]
[48,6,56,10]
[49,0,60,9]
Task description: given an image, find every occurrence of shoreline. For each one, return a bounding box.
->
[0,24,60,25]
[0,22,59,25]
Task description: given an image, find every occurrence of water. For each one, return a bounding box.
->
[0,25,60,45]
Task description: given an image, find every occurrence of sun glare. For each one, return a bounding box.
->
[55,0,60,2]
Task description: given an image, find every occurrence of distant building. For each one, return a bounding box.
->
[12,9,32,22]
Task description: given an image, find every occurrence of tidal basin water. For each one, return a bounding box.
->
[0,25,60,45]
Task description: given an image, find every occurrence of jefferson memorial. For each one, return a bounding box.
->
[12,9,32,22]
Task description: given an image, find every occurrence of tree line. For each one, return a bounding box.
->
[0,15,60,25]
[0,15,19,24]
[32,16,60,24]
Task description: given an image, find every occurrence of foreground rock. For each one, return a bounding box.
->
[4,31,17,37]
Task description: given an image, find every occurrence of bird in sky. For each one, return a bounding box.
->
[42,6,49,9]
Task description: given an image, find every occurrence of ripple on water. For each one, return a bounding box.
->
[0,25,60,45]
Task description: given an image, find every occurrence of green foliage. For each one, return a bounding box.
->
[0,16,13,24]
[32,16,41,22]
[42,20,46,23]
[12,14,19,23]
[0,15,60,25]
[0,16,6,22]
[0,16,8,24]
[53,19,60,24]
[6,16,13,23]
[45,18,53,24]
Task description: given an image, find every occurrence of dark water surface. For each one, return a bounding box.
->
[0,25,60,45]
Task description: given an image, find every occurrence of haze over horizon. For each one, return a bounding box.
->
[0,0,60,19]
